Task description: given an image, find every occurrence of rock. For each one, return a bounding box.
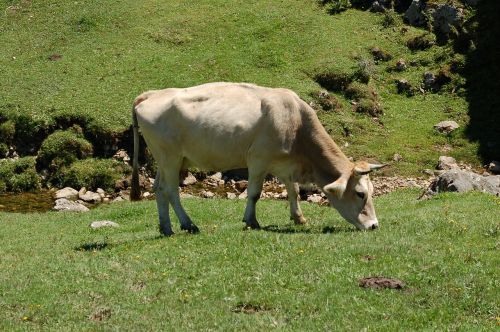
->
[370,46,392,62]
[55,187,78,200]
[113,149,130,163]
[395,58,407,72]
[428,170,500,196]
[234,180,248,192]
[487,161,500,174]
[396,79,412,95]
[405,0,427,26]
[113,196,124,202]
[180,192,195,198]
[53,198,89,212]
[434,120,459,134]
[307,194,323,204]
[423,71,436,90]
[393,153,403,162]
[429,3,464,37]
[115,178,129,191]
[238,189,248,200]
[370,1,386,13]
[90,220,120,229]
[201,190,215,198]
[227,192,237,199]
[79,188,102,203]
[182,172,197,186]
[143,192,151,198]
[209,172,222,181]
[437,156,459,170]
[96,188,105,198]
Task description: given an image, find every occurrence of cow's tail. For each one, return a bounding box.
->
[130,101,141,201]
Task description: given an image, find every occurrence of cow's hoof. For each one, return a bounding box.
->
[159,228,174,237]
[294,216,307,225]
[181,224,200,234]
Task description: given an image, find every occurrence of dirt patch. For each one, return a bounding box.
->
[231,303,270,314]
[361,255,376,261]
[359,276,405,289]
[89,307,112,321]
[48,54,62,61]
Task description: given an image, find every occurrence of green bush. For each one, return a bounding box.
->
[0,120,15,143]
[353,57,376,83]
[37,129,93,170]
[322,0,351,14]
[54,158,131,191]
[355,98,383,117]
[0,143,8,158]
[314,69,353,92]
[0,157,41,193]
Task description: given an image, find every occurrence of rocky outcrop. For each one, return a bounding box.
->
[53,198,89,212]
[424,170,499,197]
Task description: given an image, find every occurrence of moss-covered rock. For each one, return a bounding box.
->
[0,157,41,193]
[53,158,131,191]
[36,128,93,170]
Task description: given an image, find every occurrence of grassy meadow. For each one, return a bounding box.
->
[0,190,498,330]
[0,0,480,174]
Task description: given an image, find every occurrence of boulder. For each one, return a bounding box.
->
[437,156,459,170]
[201,190,215,198]
[90,220,120,229]
[227,192,237,199]
[182,172,197,186]
[112,149,130,163]
[55,187,78,200]
[79,188,102,203]
[487,161,500,174]
[429,3,464,37]
[434,120,459,134]
[405,0,427,26]
[53,198,89,212]
[428,170,500,196]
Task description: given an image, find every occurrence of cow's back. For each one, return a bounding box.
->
[135,83,304,171]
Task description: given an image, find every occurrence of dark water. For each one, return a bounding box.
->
[0,191,54,213]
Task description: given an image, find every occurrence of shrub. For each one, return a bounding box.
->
[54,158,131,191]
[355,98,383,117]
[37,129,93,170]
[353,57,376,83]
[0,120,15,143]
[0,157,41,193]
[0,143,8,158]
[406,33,436,51]
[344,82,376,101]
[322,0,351,14]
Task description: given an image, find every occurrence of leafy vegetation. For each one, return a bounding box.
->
[0,190,497,330]
[0,0,488,177]
[0,157,41,193]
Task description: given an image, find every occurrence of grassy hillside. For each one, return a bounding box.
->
[0,191,498,330]
[0,0,482,177]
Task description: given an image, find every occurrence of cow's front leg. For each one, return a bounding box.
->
[285,181,307,225]
[243,171,266,229]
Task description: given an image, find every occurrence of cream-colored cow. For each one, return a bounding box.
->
[131,82,384,236]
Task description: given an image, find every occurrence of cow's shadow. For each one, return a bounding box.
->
[261,224,354,234]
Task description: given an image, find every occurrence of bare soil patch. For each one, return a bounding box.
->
[359,276,405,290]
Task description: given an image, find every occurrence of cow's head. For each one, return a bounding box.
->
[323,161,385,230]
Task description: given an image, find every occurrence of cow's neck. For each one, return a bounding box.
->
[294,111,353,187]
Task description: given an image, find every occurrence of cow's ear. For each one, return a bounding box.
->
[323,178,347,197]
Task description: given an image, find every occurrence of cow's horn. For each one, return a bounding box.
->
[354,163,387,176]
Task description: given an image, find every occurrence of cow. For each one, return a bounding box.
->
[130,82,385,236]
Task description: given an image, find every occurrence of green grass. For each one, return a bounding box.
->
[0,190,498,330]
[0,1,481,175]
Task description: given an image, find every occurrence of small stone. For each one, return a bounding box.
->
[393,153,403,162]
[396,79,412,95]
[423,71,436,90]
[434,120,459,134]
[395,58,407,71]
[201,190,215,198]
[55,187,79,200]
[53,198,89,212]
[143,192,151,198]
[103,197,110,203]
[307,194,323,204]
[113,196,124,202]
[235,180,248,192]
[227,192,237,199]
[238,189,248,200]
[180,192,195,198]
[96,188,105,198]
[182,172,197,186]
[113,149,130,163]
[90,220,119,229]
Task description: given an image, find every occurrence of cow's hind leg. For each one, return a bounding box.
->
[284,180,307,225]
[242,169,266,229]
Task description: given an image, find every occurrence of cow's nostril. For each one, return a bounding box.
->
[371,223,378,230]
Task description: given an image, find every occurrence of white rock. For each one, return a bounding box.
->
[90,220,119,229]
[434,120,459,134]
[226,192,237,199]
[307,194,323,204]
[437,156,459,170]
[201,190,215,198]
[55,187,78,200]
[238,189,248,200]
[53,198,89,212]
[79,190,102,203]
[96,188,105,198]
[143,192,151,198]
[182,172,197,186]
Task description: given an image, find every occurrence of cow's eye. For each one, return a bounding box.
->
[356,192,365,200]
